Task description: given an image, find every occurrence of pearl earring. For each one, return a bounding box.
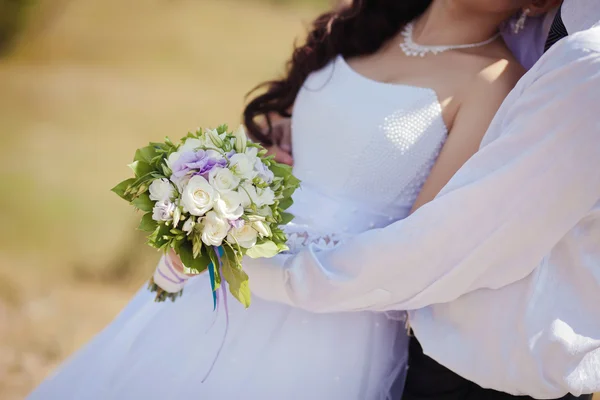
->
[513,8,531,34]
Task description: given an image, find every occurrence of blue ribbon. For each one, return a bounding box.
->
[207,246,224,311]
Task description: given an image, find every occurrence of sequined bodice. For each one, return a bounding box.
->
[287,55,447,236]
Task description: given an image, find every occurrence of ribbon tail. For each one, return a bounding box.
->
[201,246,230,383]
[207,259,217,311]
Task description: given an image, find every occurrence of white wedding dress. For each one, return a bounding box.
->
[28,55,448,400]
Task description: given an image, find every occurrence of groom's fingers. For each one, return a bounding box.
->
[268,144,294,165]
[269,117,293,165]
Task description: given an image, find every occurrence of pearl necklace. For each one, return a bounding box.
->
[400,22,500,57]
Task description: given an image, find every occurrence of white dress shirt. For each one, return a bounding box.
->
[243,5,600,398]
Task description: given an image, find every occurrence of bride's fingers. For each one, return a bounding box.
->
[167,250,199,276]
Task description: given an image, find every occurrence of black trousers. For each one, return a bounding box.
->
[401,336,592,400]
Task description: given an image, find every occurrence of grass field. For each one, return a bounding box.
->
[0,0,323,397]
[0,1,597,399]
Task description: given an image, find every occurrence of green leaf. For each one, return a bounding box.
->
[154,223,172,248]
[282,187,297,198]
[284,174,301,188]
[138,212,158,232]
[134,145,159,163]
[131,192,154,212]
[128,160,155,178]
[177,241,211,273]
[245,240,280,259]
[221,251,251,308]
[216,124,228,134]
[279,212,294,225]
[269,162,293,179]
[279,197,293,211]
[111,178,136,200]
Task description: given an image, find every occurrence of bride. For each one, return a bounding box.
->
[28,0,552,398]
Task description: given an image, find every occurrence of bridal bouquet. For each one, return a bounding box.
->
[112,125,300,308]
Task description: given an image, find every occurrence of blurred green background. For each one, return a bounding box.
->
[0,0,331,397]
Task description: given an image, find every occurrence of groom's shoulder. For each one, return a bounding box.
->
[558,26,600,55]
[535,26,600,76]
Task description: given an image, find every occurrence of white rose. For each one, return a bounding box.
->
[152,200,175,222]
[182,175,217,216]
[230,153,257,180]
[182,217,195,234]
[209,167,240,192]
[227,224,258,249]
[255,187,275,207]
[149,178,175,201]
[252,220,271,238]
[214,190,244,220]
[201,211,230,246]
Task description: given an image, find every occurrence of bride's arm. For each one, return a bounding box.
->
[244,46,600,312]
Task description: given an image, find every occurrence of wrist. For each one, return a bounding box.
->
[153,255,190,293]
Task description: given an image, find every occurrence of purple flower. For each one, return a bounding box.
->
[229,219,245,230]
[171,150,227,181]
[254,159,274,183]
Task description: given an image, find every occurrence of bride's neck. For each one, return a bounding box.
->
[412,0,507,45]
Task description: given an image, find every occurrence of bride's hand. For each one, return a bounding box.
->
[166,249,200,277]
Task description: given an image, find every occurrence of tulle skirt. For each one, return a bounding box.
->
[28,273,408,400]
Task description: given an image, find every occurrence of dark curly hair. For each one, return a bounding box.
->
[243,0,433,146]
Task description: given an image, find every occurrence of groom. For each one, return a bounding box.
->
[252,1,600,399]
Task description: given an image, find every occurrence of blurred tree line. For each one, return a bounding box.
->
[0,0,348,56]
[0,0,29,54]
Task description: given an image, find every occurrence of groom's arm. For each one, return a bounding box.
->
[244,39,600,312]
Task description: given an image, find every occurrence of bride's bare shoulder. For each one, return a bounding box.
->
[469,42,527,93]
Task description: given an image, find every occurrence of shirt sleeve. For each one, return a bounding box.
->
[244,39,600,313]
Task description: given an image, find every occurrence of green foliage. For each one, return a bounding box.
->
[131,192,153,212]
[245,240,279,259]
[221,245,251,308]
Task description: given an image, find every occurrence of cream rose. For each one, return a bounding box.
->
[214,190,244,220]
[227,224,258,249]
[201,211,230,246]
[181,175,217,216]
[209,167,240,192]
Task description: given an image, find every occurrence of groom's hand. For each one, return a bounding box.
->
[265,118,293,166]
